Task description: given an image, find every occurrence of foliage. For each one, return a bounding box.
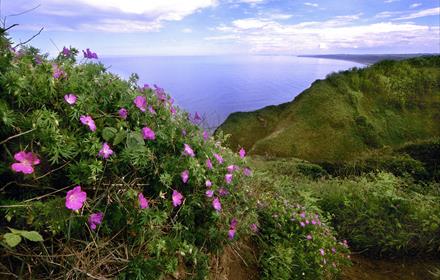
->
[0,38,256,278]
[245,162,351,279]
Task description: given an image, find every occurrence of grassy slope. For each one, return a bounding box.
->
[217,56,440,162]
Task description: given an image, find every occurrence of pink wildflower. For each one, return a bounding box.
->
[181,170,189,184]
[118,108,128,119]
[64,94,77,105]
[225,174,233,184]
[172,190,183,207]
[203,130,209,141]
[319,248,325,256]
[306,234,312,240]
[213,153,224,164]
[206,190,214,198]
[52,64,65,79]
[142,127,156,140]
[88,212,103,230]
[227,165,237,173]
[206,159,213,170]
[134,96,147,112]
[250,223,258,233]
[239,148,246,158]
[205,180,212,187]
[212,197,222,212]
[138,193,149,209]
[80,115,96,132]
[98,142,113,159]
[228,229,236,240]
[65,186,87,211]
[219,187,229,196]
[11,151,40,174]
[243,168,252,176]
[183,144,195,157]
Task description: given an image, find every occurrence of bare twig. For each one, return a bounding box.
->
[14,27,43,48]
[0,128,35,145]
[34,161,70,181]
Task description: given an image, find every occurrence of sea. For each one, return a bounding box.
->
[100,56,363,128]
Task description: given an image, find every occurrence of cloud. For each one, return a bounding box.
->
[394,7,440,20]
[204,34,240,40]
[375,11,403,18]
[214,15,439,53]
[182,28,193,33]
[384,0,399,3]
[304,2,319,8]
[7,0,218,32]
[410,3,422,8]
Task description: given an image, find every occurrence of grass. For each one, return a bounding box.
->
[217,56,440,162]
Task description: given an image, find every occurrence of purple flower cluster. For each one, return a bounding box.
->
[83,48,98,59]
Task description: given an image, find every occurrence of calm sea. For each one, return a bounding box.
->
[101,56,363,128]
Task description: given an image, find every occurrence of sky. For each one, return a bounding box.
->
[1,0,439,56]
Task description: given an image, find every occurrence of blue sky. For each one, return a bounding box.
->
[2,0,439,56]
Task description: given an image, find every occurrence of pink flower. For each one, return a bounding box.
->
[311,220,317,225]
[65,186,87,211]
[225,174,233,184]
[183,144,195,157]
[172,190,183,207]
[230,218,238,229]
[142,127,156,140]
[300,212,306,218]
[134,96,147,112]
[11,151,40,174]
[82,48,98,59]
[239,148,246,158]
[88,212,103,230]
[170,106,176,115]
[181,170,189,184]
[228,229,236,240]
[203,131,209,141]
[243,168,252,177]
[300,222,305,227]
[219,187,229,196]
[206,190,214,198]
[98,142,113,159]
[227,165,237,173]
[205,180,212,187]
[250,223,258,233]
[138,193,149,209]
[331,247,337,254]
[306,234,312,240]
[206,159,213,170]
[192,112,202,124]
[148,106,156,115]
[212,197,222,212]
[64,94,77,105]
[118,108,128,119]
[214,153,224,164]
[80,115,96,132]
[319,248,325,256]
[52,64,65,79]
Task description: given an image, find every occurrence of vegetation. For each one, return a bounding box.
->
[0,35,353,279]
[217,56,440,163]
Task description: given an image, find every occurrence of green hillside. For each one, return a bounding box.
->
[217,56,440,162]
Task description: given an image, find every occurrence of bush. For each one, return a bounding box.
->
[246,169,351,280]
[0,40,256,278]
[307,172,440,256]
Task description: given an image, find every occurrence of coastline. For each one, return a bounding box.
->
[297,53,437,65]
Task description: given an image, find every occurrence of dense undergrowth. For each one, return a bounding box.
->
[0,35,352,279]
[251,157,440,258]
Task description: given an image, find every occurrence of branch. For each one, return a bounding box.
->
[0,128,35,145]
[14,27,43,48]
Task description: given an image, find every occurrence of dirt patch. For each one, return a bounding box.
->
[342,254,440,280]
[210,239,259,280]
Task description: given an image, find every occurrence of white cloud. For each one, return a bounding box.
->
[375,11,403,18]
[268,13,293,20]
[80,19,162,32]
[410,3,422,8]
[204,34,240,40]
[304,2,319,8]
[214,15,439,53]
[394,7,440,20]
[236,0,264,3]
[182,28,193,33]
[384,0,399,3]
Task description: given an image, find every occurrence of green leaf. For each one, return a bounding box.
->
[126,131,144,148]
[102,127,118,142]
[20,231,44,242]
[4,233,22,247]
[113,130,126,146]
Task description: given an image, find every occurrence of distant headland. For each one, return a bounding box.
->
[298,53,439,65]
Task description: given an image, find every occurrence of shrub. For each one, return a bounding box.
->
[307,172,440,256]
[0,40,256,278]
[246,169,351,280]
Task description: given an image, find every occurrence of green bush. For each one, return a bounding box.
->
[246,169,351,280]
[307,172,440,256]
[0,39,256,278]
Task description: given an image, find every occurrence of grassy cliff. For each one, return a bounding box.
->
[217,56,440,162]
